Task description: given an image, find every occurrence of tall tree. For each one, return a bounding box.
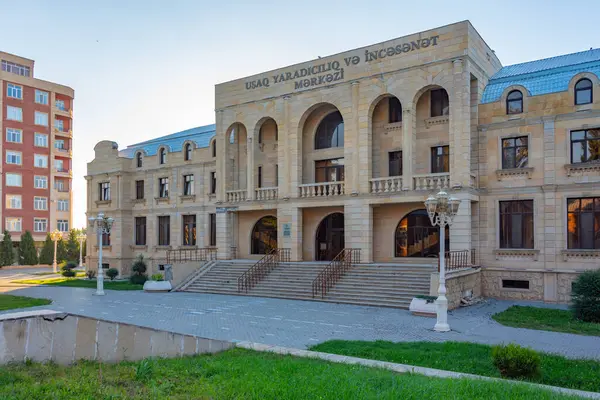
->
[39,234,54,265]
[19,231,38,266]
[57,238,68,264]
[66,229,79,262]
[0,231,14,267]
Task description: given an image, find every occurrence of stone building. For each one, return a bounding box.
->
[86,20,600,303]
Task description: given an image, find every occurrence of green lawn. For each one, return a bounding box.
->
[493,306,600,337]
[0,294,51,311]
[11,277,142,291]
[309,340,600,393]
[0,349,582,399]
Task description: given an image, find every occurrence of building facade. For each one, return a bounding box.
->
[1,51,74,244]
[87,21,600,302]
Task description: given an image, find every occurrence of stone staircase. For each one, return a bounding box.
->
[183,260,251,295]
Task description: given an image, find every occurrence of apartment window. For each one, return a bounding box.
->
[35,111,48,126]
[6,195,22,209]
[35,90,49,105]
[54,119,64,131]
[135,180,144,199]
[430,89,449,117]
[7,106,22,121]
[502,280,530,290]
[54,159,66,172]
[5,217,22,232]
[2,60,30,77]
[315,158,345,182]
[6,128,22,143]
[99,182,110,201]
[6,151,22,165]
[388,97,402,123]
[7,83,22,99]
[159,148,167,164]
[571,129,600,164]
[55,99,65,110]
[57,220,69,232]
[158,216,170,246]
[257,166,263,188]
[57,199,69,211]
[102,232,110,246]
[506,90,523,114]
[55,180,67,192]
[389,151,402,176]
[183,175,194,196]
[34,133,48,147]
[55,139,65,150]
[209,213,216,246]
[184,143,192,161]
[499,200,534,249]
[136,152,143,168]
[158,177,169,198]
[501,136,528,169]
[34,196,48,210]
[575,78,593,105]
[34,218,47,233]
[6,173,22,187]
[210,171,216,194]
[135,217,147,246]
[34,175,48,189]
[431,146,449,173]
[567,197,600,249]
[34,154,48,168]
[182,215,196,246]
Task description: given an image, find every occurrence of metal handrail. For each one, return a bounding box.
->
[312,248,361,298]
[237,248,290,293]
[438,249,474,272]
[166,247,217,264]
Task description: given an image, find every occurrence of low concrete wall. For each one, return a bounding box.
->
[0,310,233,365]
[171,261,202,288]
[430,268,481,310]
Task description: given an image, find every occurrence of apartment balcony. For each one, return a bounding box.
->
[370,176,404,194]
[255,187,278,201]
[55,147,72,157]
[55,186,70,193]
[412,173,450,191]
[53,168,72,178]
[226,189,247,203]
[299,181,345,198]
[53,127,73,138]
[54,106,72,118]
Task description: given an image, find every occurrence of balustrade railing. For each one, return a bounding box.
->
[413,173,450,191]
[166,247,217,264]
[255,187,278,200]
[237,248,290,293]
[299,182,345,198]
[226,189,247,203]
[438,249,475,272]
[312,248,360,298]
[370,176,403,194]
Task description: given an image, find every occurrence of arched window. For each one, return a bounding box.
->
[258,126,263,144]
[388,97,402,123]
[506,90,523,114]
[251,216,277,254]
[315,111,344,149]
[211,140,216,158]
[575,78,593,105]
[229,129,235,144]
[394,209,449,257]
[184,143,192,161]
[159,148,167,164]
[136,152,143,168]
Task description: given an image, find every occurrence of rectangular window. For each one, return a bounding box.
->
[275,164,279,186]
[34,154,48,168]
[502,280,530,290]
[209,213,216,246]
[101,263,109,269]
[159,177,169,198]
[158,216,170,246]
[135,217,147,246]
[6,128,22,143]
[34,175,48,189]
[34,133,48,147]
[431,146,449,173]
[34,111,48,126]
[502,136,529,169]
[183,174,194,196]
[6,173,22,187]
[34,218,47,233]
[135,180,144,199]
[34,196,48,210]
[499,200,534,249]
[257,166,262,188]
[6,195,22,209]
[54,159,64,171]
[7,83,23,99]
[389,97,402,123]
[389,151,403,176]
[54,119,64,131]
[430,89,449,117]
[55,139,65,149]
[55,179,67,192]
[102,232,110,246]
[6,151,22,165]
[570,129,600,164]
[182,215,196,246]
[35,90,49,105]
[567,197,600,249]
[2,60,30,77]
[210,172,216,194]
[99,182,110,201]
[7,106,22,121]
[315,158,345,182]
[55,99,66,111]
[57,199,69,211]
[5,217,22,232]
[57,220,69,232]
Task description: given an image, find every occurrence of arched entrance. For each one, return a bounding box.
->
[251,216,277,254]
[395,209,449,257]
[315,212,344,261]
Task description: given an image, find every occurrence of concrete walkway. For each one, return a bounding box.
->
[1,284,599,360]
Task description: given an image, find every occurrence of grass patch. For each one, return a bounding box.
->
[11,277,142,291]
[0,349,582,399]
[493,306,600,337]
[0,294,51,311]
[309,340,600,393]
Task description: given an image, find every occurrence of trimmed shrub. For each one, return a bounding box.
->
[132,254,147,275]
[86,269,97,280]
[130,274,147,285]
[151,273,164,281]
[106,268,119,281]
[0,230,14,267]
[19,231,38,265]
[571,269,600,322]
[60,261,78,277]
[492,343,540,379]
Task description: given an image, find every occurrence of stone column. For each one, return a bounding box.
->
[449,193,471,252]
[351,81,360,195]
[344,200,372,262]
[246,134,255,201]
[215,110,226,203]
[216,211,233,259]
[542,116,558,301]
[401,108,415,190]
[450,58,471,188]
[279,95,291,198]
[288,96,302,198]
[278,204,303,261]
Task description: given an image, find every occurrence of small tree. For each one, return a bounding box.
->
[39,234,55,265]
[571,269,600,322]
[19,231,38,266]
[57,238,68,264]
[66,229,79,262]
[0,230,14,267]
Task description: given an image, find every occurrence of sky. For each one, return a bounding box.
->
[1,0,600,228]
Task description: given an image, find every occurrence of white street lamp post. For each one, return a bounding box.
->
[424,190,460,332]
[77,233,86,267]
[50,230,62,273]
[88,213,114,296]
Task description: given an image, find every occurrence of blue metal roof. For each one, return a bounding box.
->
[481,49,600,104]
[119,124,216,158]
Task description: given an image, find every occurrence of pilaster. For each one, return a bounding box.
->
[277,204,302,261]
[246,135,255,201]
[216,211,233,259]
[279,95,291,198]
[344,200,372,262]
[351,81,360,195]
[449,193,471,252]
[450,58,471,188]
[215,109,226,203]
[401,108,415,190]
